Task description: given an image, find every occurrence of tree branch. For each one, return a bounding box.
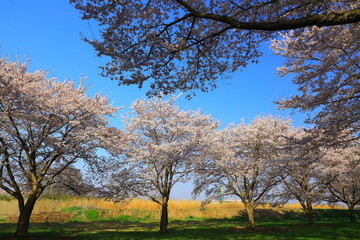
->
[175,0,360,30]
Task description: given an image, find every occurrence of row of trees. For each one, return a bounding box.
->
[1,1,357,237]
[68,3,359,233]
[0,58,359,237]
[68,1,359,232]
[69,3,359,229]
[107,100,359,230]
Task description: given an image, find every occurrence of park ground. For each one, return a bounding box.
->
[0,196,359,239]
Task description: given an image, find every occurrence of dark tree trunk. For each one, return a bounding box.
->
[305,203,314,225]
[299,200,315,225]
[348,205,356,223]
[159,196,169,233]
[306,211,314,225]
[15,195,37,237]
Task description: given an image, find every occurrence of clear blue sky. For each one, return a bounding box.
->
[1,0,308,199]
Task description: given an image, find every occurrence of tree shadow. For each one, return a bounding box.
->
[0,217,359,240]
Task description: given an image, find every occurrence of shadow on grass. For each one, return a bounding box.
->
[0,217,359,240]
[234,208,360,224]
[80,220,360,240]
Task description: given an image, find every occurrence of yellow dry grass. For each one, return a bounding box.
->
[0,196,344,220]
[98,198,244,219]
[281,203,344,210]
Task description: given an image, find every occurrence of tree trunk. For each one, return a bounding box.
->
[244,203,255,228]
[306,211,314,225]
[15,195,37,237]
[305,202,314,225]
[348,204,356,223]
[159,196,169,233]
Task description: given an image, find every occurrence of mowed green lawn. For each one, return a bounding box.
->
[0,209,359,240]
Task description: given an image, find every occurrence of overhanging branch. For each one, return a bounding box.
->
[174,0,360,30]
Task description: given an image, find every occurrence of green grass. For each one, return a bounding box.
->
[60,207,152,223]
[0,209,359,239]
[112,214,138,222]
[60,206,83,214]
[84,209,101,221]
[60,206,84,222]
[0,219,359,240]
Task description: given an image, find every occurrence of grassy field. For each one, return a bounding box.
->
[0,196,359,239]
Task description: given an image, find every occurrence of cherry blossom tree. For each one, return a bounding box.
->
[321,143,360,222]
[71,0,360,97]
[279,130,329,225]
[105,95,218,233]
[272,23,360,141]
[0,58,121,237]
[193,115,292,228]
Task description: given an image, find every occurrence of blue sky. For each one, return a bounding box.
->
[1,0,308,199]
